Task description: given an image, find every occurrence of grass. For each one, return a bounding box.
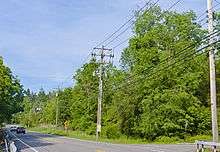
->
[29,127,215,145]
[29,127,149,144]
[184,135,212,143]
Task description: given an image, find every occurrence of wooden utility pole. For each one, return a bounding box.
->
[55,92,59,126]
[92,46,113,140]
[207,0,219,143]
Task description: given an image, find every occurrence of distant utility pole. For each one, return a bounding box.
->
[92,46,114,140]
[207,0,219,142]
[55,92,59,127]
[54,86,61,127]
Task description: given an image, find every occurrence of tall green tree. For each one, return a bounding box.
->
[69,62,99,133]
[0,57,24,123]
[111,7,211,140]
[13,6,219,141]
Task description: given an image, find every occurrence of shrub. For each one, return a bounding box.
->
[104,124,121,139]
[155,136,182,143]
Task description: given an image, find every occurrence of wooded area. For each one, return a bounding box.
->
[2,6,220,141]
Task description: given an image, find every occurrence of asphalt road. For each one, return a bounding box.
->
[9,131,195,152]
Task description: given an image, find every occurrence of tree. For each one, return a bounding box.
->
[115,7,210,139]
[70,61,99,133]
[12,6,218,141]
[0,57,24,123]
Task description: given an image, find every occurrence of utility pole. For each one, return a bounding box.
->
[207,0,219,143]
[54,86,61,127]
[55,92,58,127]
[92,46,114,140]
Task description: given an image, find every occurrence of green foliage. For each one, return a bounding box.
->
[0,57,24,123]
[184,135,212,143]
[102,123,121,139]
[69,62,99,131]
[13,6,220,143]
[155,136,182,143]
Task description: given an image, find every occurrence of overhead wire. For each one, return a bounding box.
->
[65,1,219,91]
[93,0,154,49]
[197,2,220,25]
[110,38,219,116]
[104,0,161,47]
[214,0,220,5]
[108,1,220,90]
[112,0,220,50]
[114,39,220,91]
[111,0,183,49]
[103,0,219,91]
[44,26,217,89]
[112,30,220,91]
[104,0,184,47]
[57,0,154,89]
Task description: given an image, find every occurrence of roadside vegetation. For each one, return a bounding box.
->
[5,6,220,143]
[0,57,24,124]
[30,126,212,144]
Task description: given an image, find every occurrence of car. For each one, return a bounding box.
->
[16,127,25,134]
[10,126,17,132]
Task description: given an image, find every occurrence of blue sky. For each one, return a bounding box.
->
[0,0,212,92]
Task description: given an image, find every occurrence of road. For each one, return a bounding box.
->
[9,131,195,152]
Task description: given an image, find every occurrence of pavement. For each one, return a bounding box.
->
[9,131,196,152]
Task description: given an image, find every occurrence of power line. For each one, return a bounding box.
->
[139,30,218,77]
[197,2,220,24]
[109,39,217,122]
[198,1,220,19]
[90,0,183,64]
[57,7,219,91]
[108,10,219,93]
[113,37,131,49]
[113,21,220,68]
[112,2,220,50]
[114,39,220,91]
[112,31,220,91]
[86,1,160,72]
[93,0,154,48]
[59,30,219,91]
[110,0,182,49]
[104,0,160,47]
[214,0,220,5]
[104,24,133,47]
[167,0,182,11]
[111,43,211,117]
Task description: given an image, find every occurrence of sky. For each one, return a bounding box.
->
[0,0,213,92]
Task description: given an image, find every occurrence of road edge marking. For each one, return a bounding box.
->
[28,131,100,144]
[10,132,39,152]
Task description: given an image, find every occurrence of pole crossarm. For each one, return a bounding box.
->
[92,46,114,140]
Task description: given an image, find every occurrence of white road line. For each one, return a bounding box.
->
[151,150,165,152]
[28,131,111,145]
[10,132,39,152]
